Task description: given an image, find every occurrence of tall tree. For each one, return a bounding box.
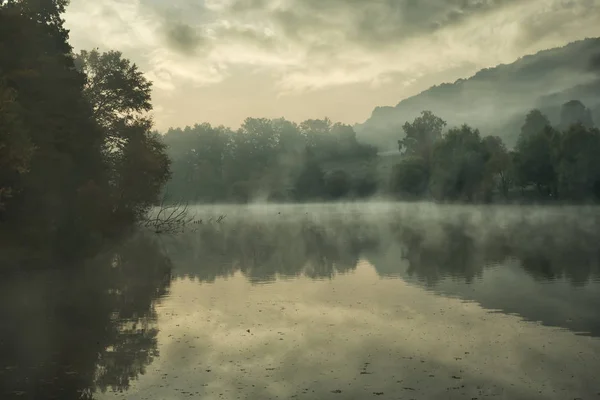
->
[0,0,108,259]
[398,111,446,163]
[429,124,488,202]
[559,100,594,131]
[514,125,561,198]
[75,49,170,224]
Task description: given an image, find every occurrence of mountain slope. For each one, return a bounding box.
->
[356,38,600,150]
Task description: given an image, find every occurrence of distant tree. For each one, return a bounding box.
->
[354,175,378,198]
[325,170,351,199]
[521,109,551,137]
[398,111,446,163]
[514,124,561,198]
[482,136,512,199]
[557,124,600,200]
[559,100,594,131]
[294,159,325,201]
[390,157,430,198]
[429,125,488,202]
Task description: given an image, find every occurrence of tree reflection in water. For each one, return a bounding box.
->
[165,207,600,287]
[0,234,172,400]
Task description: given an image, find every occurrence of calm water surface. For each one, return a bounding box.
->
[2,203,600,399]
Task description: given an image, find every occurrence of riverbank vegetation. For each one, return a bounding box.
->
[161,99,600,204]
[0,0,170,267]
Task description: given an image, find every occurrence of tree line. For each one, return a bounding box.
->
[162,98,600,204]
[161,118,378,203]
[392,100,600,202]
[0,0,170,267]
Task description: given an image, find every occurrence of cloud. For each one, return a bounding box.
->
[64,0,600,93]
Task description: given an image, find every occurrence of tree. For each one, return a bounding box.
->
[429,125,488,202]
[0,77,34,212]
[75,49,170,223]
[294,158,325,201]
[75,49,152,149]
[0,1,109,260]
[390,157,430,198]
[521,109,551,137]
[559,100,594,131]
[557,124,600,200]
[482,136,512,199]
[398,111,446,163]
[325,170,350,199]
[514,124,561,198]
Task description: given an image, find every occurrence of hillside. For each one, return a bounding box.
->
[356,38,600,150]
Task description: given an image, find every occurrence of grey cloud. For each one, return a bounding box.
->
[516,0,600,49]
[164,22,205,54]
[225,0,524,50]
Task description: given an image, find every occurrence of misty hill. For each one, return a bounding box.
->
[356,38,600,150]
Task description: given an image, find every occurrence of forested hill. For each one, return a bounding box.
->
[356,38,600,150]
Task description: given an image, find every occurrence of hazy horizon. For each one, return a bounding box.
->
[64,0,600,131]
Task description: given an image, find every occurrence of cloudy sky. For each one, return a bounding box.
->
[64,0,600,131]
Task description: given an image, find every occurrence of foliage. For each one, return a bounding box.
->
[398,110,446,163]
[162,117,377,203]
[557,124,600,200]
[429,125,489,202]
[559,100,594,131]
[514,124,561,197]
[0,2,170,263]
[325,170,351,199]
[389,104,600,203]
[390,156,430,197]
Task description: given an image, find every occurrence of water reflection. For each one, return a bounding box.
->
[3,204,600,399]
[163,204,600,337]
[0,234,172,399]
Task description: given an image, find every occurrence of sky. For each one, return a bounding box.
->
[64,0,600,132]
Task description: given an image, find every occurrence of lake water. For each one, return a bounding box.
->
[2,203,600,400]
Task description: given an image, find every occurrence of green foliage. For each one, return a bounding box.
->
[163,117,377,203]
[557,124,600,200]
[482,136,512,199]
[521,109,551,137]
[514,124,561,196]
[0,3,170,264]
[0,77,34,211]
[398,111,446,162]
[293,160,325,201]
[325,170,351,199]
[430,125,489,202]
[390,156,429,198]
[559,100,594,131]
[75,50,152,141]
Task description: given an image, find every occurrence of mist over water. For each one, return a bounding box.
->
[3,202,599,399]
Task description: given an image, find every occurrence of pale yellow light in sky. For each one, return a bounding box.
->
[64,0,600,131]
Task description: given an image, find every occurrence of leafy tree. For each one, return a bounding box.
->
[75,49,152,147]
[325,170,351,199]
[398,111,446,163]
[355,175,378,198]
[514,124,561,197]
[521,109,551,137]
[557,124,600,200]
[293,159,325,201]
[429,125,488,202]
[0,1,108,259]
[0,77,34,212]
[559,100,594,131]
[390,157,430,198]
[75,49,170,223]
[482,136,512,199]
